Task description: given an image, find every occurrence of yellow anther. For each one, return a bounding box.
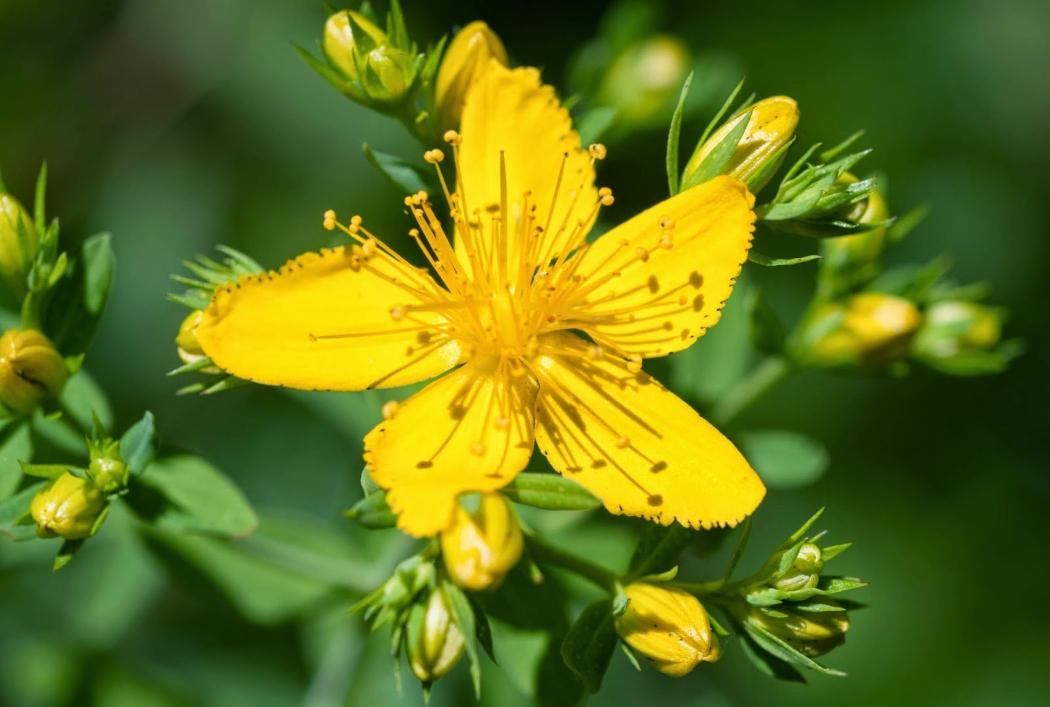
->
[349,214,363,232]
[494,416,510,430]
[361,239,376,257]
[635,246,650,262]
[390,306,405,321]
[660,234,674,250]
[598,187,613,197]
[616,436,631,449]
[587,345,604,361]
[600,193,615,206]
[588,143,607,160]
[626,355,643,373]
[470,441,486,456]
[443,130,462,145]
[322,209,337,231]
[659,216,675,230]
[424,149,445,164]
[381,400,400,420]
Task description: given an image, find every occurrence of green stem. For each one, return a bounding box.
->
[709,355,792,426]
[671,579,732,597]
[526,536,618,592]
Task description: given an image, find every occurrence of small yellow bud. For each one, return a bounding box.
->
[409,588,466,683]
[30,472,107,540]
[803,293,922,366]
[683,96,800,192]
[435,21,508,132]
[0,329,68,413]
[748,605,850,656]
[87,439,128,494]
[440,493,523,591]
[919,300,1003,354]
[364,46,413,101]
[176,310,205,360]
[323,10,388,81]
[0,193,39,298]
[614,583,720,677]
[820,173,890,278]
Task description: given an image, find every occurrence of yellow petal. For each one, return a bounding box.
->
[197,246,461,390]
[456,63,597,275]
[567,176,754,358]
[365,359,537,537]
[532,333,764,529]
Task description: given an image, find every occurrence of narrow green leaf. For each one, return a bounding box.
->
[748,251,821,267]
[363,143,429,195]
[502,472,601,511]
[442,581,483,698]
[738,630,806,682]
[344,491,397,529]
[53,538,85,571]
[665,71,693,195]
[744,623,846,676]
[119,412,155,477]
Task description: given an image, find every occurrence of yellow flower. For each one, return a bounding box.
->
[30,472,107,540]
[435,21,508,132]
[409,588,465,682]
[194,63,765,537]
[441,492,523,590]
[614,582,720,677]
[0,192,39,297]
[0,329,68,413]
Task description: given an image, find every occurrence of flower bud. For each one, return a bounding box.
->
[323,10,387,81]
[361,46,414,102]
[792,542,824,574]
[774,568,819,592]
[409,588,465,683]
[801,293,922,366]
[435,21,508,132]
[819,174,890,290]
[30,472,107,539]
[747,605,850,657]
[87,438,128,494]
[598,36,691,131]
[0,329,68,413]
[176,309,205,360]
[440,492,523,591]
[683,96,799,192]
[913,300,1003,360]
[0,193,39,298]
[614,583,720,677]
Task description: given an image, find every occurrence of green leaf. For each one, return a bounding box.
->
[560,599,618,693]
[738,629,806,682]
[502,472,601,511]
[344,490,397,529]
[442,581,483,698]
[53,538,85,571]
[119,411,155,476]
[58,369,114,433]
[43,233,115,362]
[665,71,694,195]
[628,523,693,579]
[132,455,257,537]
[576,106,618,146]
[744,622,846,676]
[0,480,46,540]
[748,251,821,267]
[0,421,32,500]
[739,430,829,490]
[363,143,429,195]
[17,462,69,480]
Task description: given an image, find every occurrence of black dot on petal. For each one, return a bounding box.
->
[647,494,663,506]
[651,461,667,473]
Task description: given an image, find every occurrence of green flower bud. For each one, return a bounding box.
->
[323,10,387,81]
[30,472,107,539]
[800,293,922,367]
[819,173,890,292]
[614,582,720,677]
[0,193,39,298]
[598,35,691,130]
[361,46,413,102]
[409,588,465,683]
[0,329,68,413]
[323,10,415,104]
[793,542,824,574]
[435,21,507,132]
[683,96,800,192]
[913,300,1003,360]
[87,438,128,494]
[774,568,819,592]
[747,604,850,656]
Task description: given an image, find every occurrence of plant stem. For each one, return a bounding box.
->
[526,536,618,592]
[709,355,792,426]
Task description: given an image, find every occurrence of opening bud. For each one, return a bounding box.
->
[30,472,107,540]
[0,329,68,413]
[435,21,508,132]
[409,587,465,683]
[800,293,922,366]
[683,96,800,192]
[614,583,720,677]
[0,193,39,299]
[440,492,523,591]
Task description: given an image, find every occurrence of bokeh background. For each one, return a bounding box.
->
[1,0,1048,705]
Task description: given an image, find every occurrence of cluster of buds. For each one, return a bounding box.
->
[614,582,720,677]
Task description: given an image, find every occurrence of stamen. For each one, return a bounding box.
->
[382,400,400,420]
[323,209,337,230]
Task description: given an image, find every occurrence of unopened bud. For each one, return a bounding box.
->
[323,10,387,81]
[913,300,1003,360]
[87,438,128,494]
[435,21,507,132]
[409,588,465,683]
[820,174,890,290]
[0,193,39,298]
[440,492,523,591]
[30,472,107,540]
[614,583,720,677]
[748,604,850,656]
[0,329,68,413]
[683,96,799,192]
[801,293,921,366]
[792,542,824,574]
[598,36,691,130]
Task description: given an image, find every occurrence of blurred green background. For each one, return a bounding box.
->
[1,0,1048,705]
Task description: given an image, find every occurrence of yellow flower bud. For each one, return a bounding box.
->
[0,329,68,413]
[598,36,691,130]
[748,605,850,656]
[435,21,508,132]
[683,96,800,192]
[323,10,388,81]
[0,193,39,297]
[614,583,720,677]
[803,293,922,366]
[363,46,413,101]
[820,173,890,276]
[409,588,465,683]
[30,472,107,540]
[440,492,523,591]
[87,439,128,494]
[176,309,205,360]
[922,301,1003,353]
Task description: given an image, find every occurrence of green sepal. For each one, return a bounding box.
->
[502,472,601,511]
